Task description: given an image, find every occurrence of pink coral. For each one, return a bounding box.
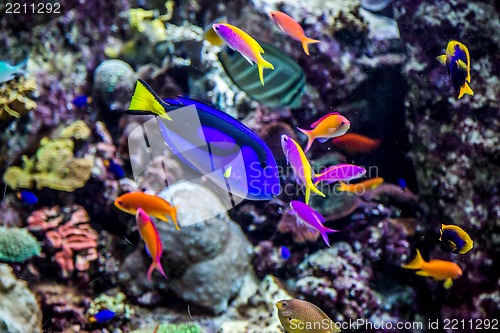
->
[27,205,98,278]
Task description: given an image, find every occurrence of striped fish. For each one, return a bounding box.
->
[218,40,305,109]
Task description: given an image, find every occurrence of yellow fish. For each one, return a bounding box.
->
[212,23,274,85]
[298,113,350,153]
[436,40,474,99]
[276,299,341,333]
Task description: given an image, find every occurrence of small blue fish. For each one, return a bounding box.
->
[89,309,116,323]
[398,178,407,190]
[72,95,92,107]
[280,246,291,260]
[16,190,38,204]
[104,159,125,179]
[440,224,473,254]
[0,58,28,84]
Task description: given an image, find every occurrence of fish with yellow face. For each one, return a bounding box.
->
[436,40,474,99]
[276,299,340,333]
[439,224,473,254]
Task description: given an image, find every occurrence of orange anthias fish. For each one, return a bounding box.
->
[402,249,462,289]
[269,11,320,56]
[338,177,384,194]
[136,208,167,282]
[297,113,350,153]
[332,133,381,155]
[114,192,179,230]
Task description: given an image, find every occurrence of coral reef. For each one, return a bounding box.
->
[0,75,37,122]
[27,205,98,278]
[3,121,94,192]
[86,291,134,322]
[131,322,202,333]
[0,264,42,333]
[0,226,41,263]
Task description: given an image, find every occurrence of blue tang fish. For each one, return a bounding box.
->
[72,95,92,107]
[104,159,125,179]
[280,246,291,260]
[89,309,116,323]
[439,224,473,254]
[0,57,27,84]
[436,40,474,99]
[17,190,38,204]
[126,80,280,200]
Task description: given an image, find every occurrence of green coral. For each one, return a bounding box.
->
[0,227,41,263]
[2,121,94,192]
[0,75,37,122]
[86,291,133,320]
[131,323,202,333]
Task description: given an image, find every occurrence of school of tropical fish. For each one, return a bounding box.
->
[0,1,496,332]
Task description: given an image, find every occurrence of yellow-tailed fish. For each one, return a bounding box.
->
[212,23,274,85]
[136,208,167,281]
[281,134,325,205]
[436,40,473,99]
[402,249,462,289]
[298,113,350,153]
[276,299,340,333]
[338,177,384,194]
[439,224,473,254]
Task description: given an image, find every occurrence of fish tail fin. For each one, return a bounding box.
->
[436,54,447,65]
[458,82,474,99]
[337,181,348,192]
[128,80,173,120]
[402,249,425,270]
[169,206,180,231]
[147,260,167,281]
[257,58,274,86]
[297,127,314,153]
[319,226,339,247]
[301,37,320,56]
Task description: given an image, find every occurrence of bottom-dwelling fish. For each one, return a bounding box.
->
[114,192,179,230]
[289,201,338,247]
[337,177,384,194]
[402,249,462,289]
[276,299,340,333]
[439,224,473,254]
[136,208,167,282]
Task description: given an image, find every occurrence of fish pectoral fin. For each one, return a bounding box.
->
[415,270,431,277]
[317,137,329,143]
[436,55,447,64]
[444,278,453,289]
[446,240,457,252]
[457,59,468,70]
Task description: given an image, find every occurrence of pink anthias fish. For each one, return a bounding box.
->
[298,113,350,153]
[289,201,339,247]
[314,164,366,186]
[136,208,167,282]
[212,23,274,85]
[281,134,325,205]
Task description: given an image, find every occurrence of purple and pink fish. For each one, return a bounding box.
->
[289,201,339,247]
[314,164,366,186]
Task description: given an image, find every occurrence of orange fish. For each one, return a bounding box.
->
[332,133,381,155]
[338,177,384,194]
[136,208,167,281]
[298,113,350,153]
[269,11,320,56]
[402,249,462,289]
[114,192,179,230]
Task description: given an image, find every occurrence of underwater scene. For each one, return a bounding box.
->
[0,0,498,332]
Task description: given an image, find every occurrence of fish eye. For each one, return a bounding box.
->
[215,26,219,30]
[282,302,287,307]
[118,201,123,205]
[271,13,275,16]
